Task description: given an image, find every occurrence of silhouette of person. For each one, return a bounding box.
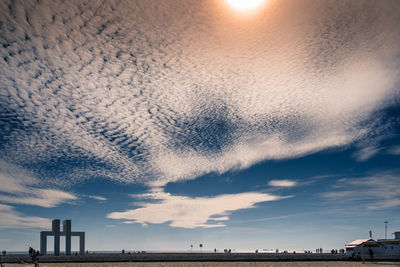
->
[368,249,374,260]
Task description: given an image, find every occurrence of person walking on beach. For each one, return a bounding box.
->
[30,249,40,265]
[31,249,36,261]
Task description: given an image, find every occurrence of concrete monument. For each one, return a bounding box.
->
[40,219,85,256]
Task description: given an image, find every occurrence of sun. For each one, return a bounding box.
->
[226,0,266,11]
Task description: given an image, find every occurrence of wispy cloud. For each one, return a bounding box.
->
[87,195,107,201]
[333,225,359,231]
[0,189,77,208]
[0,203,50,229]
[352,146,381,162]
[268,180,297,187]
[321,172,400,210]
[388,146,400,156]
[0,160,77,208]
[0,1,399,188]
[107,188,288,228]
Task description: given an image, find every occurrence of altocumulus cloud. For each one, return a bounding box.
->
[0,0,400,188]
[107,189,287,228]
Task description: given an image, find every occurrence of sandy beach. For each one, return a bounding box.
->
[3,262,400,267]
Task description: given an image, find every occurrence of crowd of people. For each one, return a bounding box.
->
[330,248,345,254]
[29,247,40,263]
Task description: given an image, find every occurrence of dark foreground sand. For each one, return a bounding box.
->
[4,262,400,267]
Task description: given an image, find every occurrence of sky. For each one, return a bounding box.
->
[1,0,400,252]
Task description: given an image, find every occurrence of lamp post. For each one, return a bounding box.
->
[384,221,388,240]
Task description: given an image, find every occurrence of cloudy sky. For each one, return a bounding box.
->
[1,0,400,252]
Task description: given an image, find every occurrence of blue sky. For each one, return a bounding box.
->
[1,0,400,252]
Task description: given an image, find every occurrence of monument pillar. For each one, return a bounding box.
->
[40,232,47,256]
[52,219,60,256]
[63,220,72,255]
[79,233,85,255]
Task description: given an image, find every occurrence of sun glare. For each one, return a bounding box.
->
[226,0,266,11]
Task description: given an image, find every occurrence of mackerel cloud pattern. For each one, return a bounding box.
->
[1,0,400,187]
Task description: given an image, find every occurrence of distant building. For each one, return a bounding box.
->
[345,239,374,256]
[346,232,400,257]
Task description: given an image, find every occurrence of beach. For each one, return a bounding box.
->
[3,262,400,267]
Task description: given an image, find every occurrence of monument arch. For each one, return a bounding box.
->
[40,219,85,256]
